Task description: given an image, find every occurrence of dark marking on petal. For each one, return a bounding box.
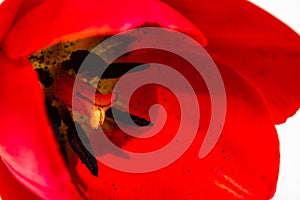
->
[39,55,45,62]
[35,68,54,87]
[106,107,153,127]
[62,50,149,78]
[45,100,61,139]
[28,55,39,61]
[102,62,150,79]
[61,50,105,74]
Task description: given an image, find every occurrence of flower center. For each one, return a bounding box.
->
[28,36,152,177]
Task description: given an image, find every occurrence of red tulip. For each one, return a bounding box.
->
[0,0,299,199]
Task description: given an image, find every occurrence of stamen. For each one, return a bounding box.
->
[89,107,106,129]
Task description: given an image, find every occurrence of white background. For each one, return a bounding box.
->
[0,0,299,199]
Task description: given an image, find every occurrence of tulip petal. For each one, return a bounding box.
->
[0,0,22,43]
[0,0,46,43]
[0,54,77,199]
[0,158,40,200]
[162,0,300,124]
[3,0,207,59]
[65,51,279,199]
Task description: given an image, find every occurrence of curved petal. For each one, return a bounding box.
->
[163,0,300,124]
[0,159,40,200]
[0,0,22,43]
[3,0,207,59]
[0,0,46,43]
[0,54,76,199]
[66,51,279,199]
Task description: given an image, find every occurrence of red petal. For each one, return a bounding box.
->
[0,0,22,43]
[163,0,300,124]
[0,0,46,43]
[0,54,76,199]
[67,51,279,199]
[0,158,40,200]
[3,0,207,59]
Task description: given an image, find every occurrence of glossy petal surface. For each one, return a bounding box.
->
[0,159,40,200]
[0,54,74,199]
